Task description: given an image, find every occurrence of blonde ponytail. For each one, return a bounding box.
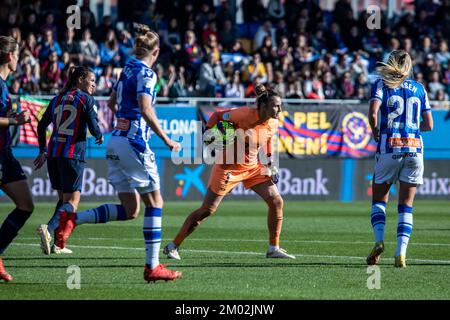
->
[376,50,413,89]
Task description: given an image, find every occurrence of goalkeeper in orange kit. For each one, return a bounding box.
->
[163,84,295,260]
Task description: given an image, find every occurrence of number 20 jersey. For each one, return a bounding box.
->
[370,78,432,154]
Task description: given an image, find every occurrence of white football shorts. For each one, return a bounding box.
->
[373,152,424,185]
[106,135,160,194]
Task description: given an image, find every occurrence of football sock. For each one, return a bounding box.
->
[75,204,127,225]
[268,245,279,252]
[371,201,386,243]
[0,208,32,255]
[47,199,63,235]
[143,207,162,269]
[268,199,283,247]
[395,205,413,256]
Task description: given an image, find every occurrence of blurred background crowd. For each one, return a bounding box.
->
[0,0,449,105]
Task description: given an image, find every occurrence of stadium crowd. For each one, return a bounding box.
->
[0,0,449,105]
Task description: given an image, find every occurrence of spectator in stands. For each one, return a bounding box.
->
[24,33,40,59]
[155,64,169,97]
[242,0,267,23]
[39,13,58,39]
[80,0,97,31]
[354,73,369,99]
[253,20,276,51]
[40,50,63,94]
[216,0,235,26]
[428,71,445,100]
[257,35,277,69]
[162,17,182,54]
[346,26,363,52]
[183,30,203,86]
[19,63,40,94]
[20,46,40,83]
[167,64,188,98]
[198,53,228,97]
[80,29,101,69]
[118,29,134,65]
[204,34,221,63]
[323,71,337,99]
[201,20,219,46]
[218,19,236,52]
[38,29,62,60]
[96,15,116,42]
[273,70,286,97]
[100,29,121,67]
[436,40,450,69]
[225,71,245,98]
[350,52,368,78]
[303,68,324,100]
[333,53,349,79]
[96,64,115,96]
[285,76,304,99]
[340,71,354,98]
[267,0,285,23]
[242,53,267,84]
[61,28,82,65]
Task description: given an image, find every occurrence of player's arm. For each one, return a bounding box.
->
[368,99,381,143]
[205,110,229,129]
[34,101,54,170]
[138,94,179,151]
[369,79,383,142]
[85,98,103,145]
[107,91,118,114]
[0,110,30,127]
[137,68,180,151]
[420,111,433,132]
[420,90,433,132]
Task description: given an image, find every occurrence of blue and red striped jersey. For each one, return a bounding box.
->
[38,89,102,160]
[0,77,12,151]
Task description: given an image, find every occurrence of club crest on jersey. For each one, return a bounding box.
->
[342,112,372,149]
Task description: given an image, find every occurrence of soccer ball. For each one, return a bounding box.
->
[204,121,236,148]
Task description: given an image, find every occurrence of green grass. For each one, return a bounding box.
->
[1,200,450,300]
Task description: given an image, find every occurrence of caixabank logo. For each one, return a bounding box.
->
[174,165,207,198]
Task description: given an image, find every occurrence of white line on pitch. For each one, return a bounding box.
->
[11,242,450,264]
[19,237,450,247]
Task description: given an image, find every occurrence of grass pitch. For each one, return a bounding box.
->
[0,200,449,300]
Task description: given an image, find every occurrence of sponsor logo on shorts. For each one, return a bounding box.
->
[391,152,417,160]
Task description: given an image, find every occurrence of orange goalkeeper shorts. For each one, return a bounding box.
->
[207,163,272,196]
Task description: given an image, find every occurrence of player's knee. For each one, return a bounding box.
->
[268,195,284,211]
[18,199,34,213]
[125,204,140,220]
[200,204,217,216]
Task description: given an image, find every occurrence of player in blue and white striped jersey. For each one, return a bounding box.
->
[367,50,434,268]
[57,26,182,282]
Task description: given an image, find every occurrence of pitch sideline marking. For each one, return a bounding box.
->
[11,242,450,264]
[19,237,450,247]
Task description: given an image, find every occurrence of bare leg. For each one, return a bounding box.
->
[173,188,224,247]
[251,180,283,247]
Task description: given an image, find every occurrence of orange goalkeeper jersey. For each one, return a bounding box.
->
[206,107,278,170]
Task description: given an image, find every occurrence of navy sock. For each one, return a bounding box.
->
[47,199,64,235]
[0,208,32,255]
